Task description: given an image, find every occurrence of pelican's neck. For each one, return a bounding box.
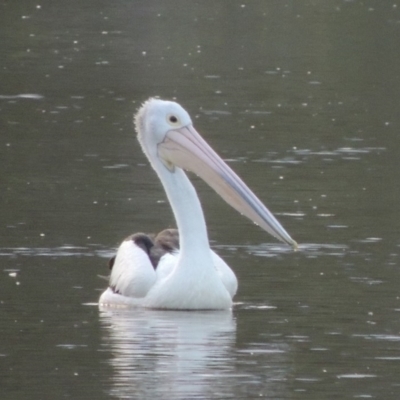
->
[153,160,211,260]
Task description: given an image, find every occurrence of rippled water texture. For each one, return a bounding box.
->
[1,1,400,399]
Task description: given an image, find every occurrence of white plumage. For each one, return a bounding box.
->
[99,98,297,310]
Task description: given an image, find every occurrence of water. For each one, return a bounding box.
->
[1,1,400,398]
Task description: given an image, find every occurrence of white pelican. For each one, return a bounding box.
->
[99,98,297,310]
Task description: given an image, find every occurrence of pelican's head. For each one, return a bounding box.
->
[135,99,191,159]
[134,98,297,249]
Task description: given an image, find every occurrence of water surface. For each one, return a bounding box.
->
[1,1,400,399]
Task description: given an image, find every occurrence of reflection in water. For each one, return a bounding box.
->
[99,308,236,399]
[99,307,293,398]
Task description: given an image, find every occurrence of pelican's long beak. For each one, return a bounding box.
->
[158,125,298,249]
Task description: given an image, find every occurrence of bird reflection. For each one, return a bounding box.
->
[99,307,236,399]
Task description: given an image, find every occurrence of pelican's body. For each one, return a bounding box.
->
[99,98,297,310]
[101,229,238,308]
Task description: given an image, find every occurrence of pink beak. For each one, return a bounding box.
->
[157,124,297,249]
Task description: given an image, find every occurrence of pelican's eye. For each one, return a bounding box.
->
[167,114,180,126]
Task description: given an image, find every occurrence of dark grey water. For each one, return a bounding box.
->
[1,1,400,398]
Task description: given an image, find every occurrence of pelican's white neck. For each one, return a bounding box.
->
[135,99,211,262]
[153,160,211,259]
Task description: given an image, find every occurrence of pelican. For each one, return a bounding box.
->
[99,98,297,310]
